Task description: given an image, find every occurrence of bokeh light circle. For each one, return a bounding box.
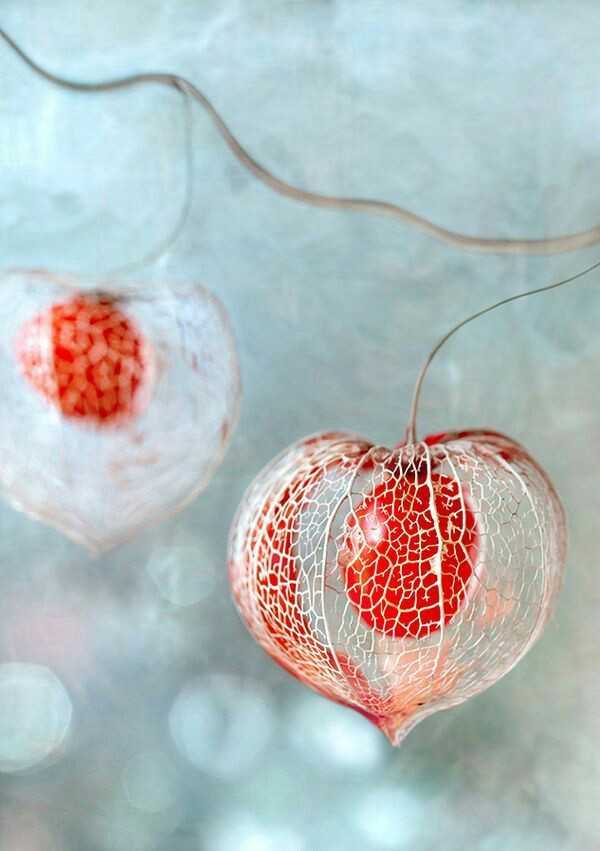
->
[169,674,273,780]
[147,546,215,607]
[289,693,385,773]
[0,663,72,773]
[121,750,179,813]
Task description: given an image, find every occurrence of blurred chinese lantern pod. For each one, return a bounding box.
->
[15,296,152,425]
[0,270,241,551]
[228,429,566,745]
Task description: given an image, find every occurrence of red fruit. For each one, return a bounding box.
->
[15,295,151,426]
[339,472,479,640]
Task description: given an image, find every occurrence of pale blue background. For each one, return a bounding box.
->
[0,2,599,850]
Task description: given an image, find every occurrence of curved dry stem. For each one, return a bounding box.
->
[2,26,600,257]
[107,85,195,278]
[405,258,600,444]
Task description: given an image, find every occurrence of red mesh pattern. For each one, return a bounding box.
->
[340,473,479,640]
[15,296,150,426]
[229,430,566,744]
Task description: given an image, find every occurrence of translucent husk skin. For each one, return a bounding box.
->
[229,429,566,745]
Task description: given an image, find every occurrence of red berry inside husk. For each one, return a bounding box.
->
[15,295,151,426]
[339,472,479,640]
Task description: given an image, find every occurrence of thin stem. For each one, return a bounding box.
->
[2,26,600,256]
[107,85,195,278]
[405,258,600,444]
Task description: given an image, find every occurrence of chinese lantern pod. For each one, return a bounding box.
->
[0,269,241,551]
[228,429,566,745]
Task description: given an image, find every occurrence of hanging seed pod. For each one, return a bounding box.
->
[0,269,240,551]
[228,429,566,744]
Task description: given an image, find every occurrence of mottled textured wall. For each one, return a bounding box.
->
[0,2,599,850]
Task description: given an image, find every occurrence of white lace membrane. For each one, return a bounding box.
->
[229,429,566,745]
[0,269,241,552]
